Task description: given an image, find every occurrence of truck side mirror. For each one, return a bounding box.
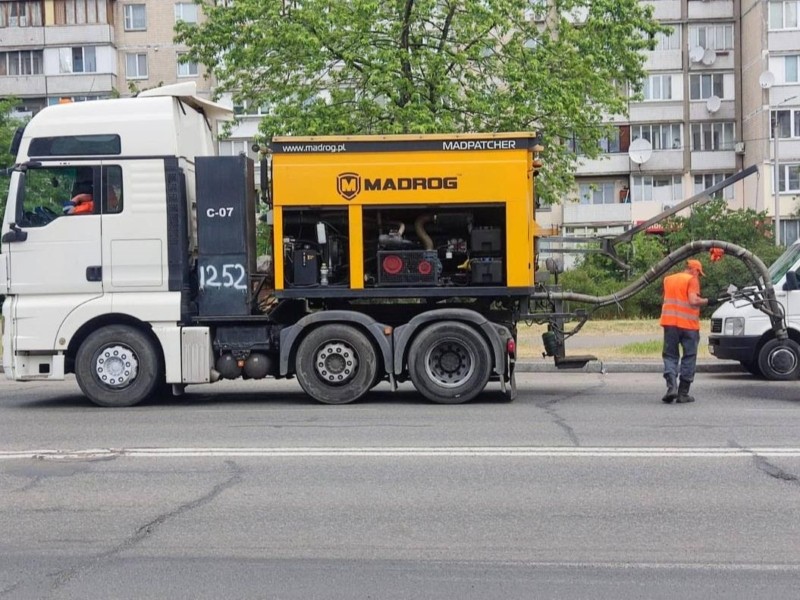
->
[785,271,799,291]
[14,171,26,224]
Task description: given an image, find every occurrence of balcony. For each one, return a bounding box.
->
[689,99,735,121]
[563,202,632,226]
[637,150,685,172]
[575,153,630,175]
[0,26,44,47]
[0,74,46,96]
[45,73,116,95]
[629,102,684,123]
[646,51,682,71]
[687,0,734,20]
[43,24,113,46]
[690,150,736,171]
[645,0,681,20]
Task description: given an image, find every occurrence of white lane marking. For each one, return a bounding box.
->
[2,447,800,460]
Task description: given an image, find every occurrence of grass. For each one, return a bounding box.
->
[518,319,713,361]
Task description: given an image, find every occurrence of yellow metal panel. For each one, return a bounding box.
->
[273,207,284,291]
[348,205,364,289]
[273,150,531,207]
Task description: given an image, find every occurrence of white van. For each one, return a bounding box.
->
[708,240,800,380]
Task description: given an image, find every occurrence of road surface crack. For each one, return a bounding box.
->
[730,441,800,487]
[47,460,244,592]
[532,381,607,446]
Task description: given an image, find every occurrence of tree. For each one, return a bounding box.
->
[0,98,24,215]
[176,0,663,204]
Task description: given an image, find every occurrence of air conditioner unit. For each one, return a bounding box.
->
[734,142,746,155]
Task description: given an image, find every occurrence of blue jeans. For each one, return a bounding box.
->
[662,326,700,385]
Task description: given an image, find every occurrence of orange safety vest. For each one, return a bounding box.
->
[71,194,94,214]
[660,272,701,330]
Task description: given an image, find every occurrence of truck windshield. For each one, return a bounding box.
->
[769,243,800,284]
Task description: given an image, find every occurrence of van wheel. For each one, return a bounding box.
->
[295,324,378,404]
[75,325,160,407]
[408,321,491,404]
[758,339,800,381]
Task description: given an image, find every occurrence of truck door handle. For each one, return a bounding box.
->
[1,223,28,243]
[86,266,102,281]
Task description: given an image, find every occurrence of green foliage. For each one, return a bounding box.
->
[176,0,664,204]
[560,200,783,319]
[0,98,25,216]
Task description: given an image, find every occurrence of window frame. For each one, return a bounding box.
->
[125,52,148,79]
[123,3,146,30]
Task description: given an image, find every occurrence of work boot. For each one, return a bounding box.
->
[676,380,695,404]
[661,381,677,404]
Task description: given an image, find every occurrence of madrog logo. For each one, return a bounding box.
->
[337,172,459,200]
[337,172,361,201]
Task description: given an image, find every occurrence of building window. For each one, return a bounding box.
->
[690,122,735,151]
[777,164,800,192]
[599,128,623,153]
[58,46,97,74]
[123,4,146,30]
[631,123,682,150]
[785,55,799,83]
[47,95,107,105]
[0,50,44,76]
[771,110,800,138]
[53,0,109,25]
[689,24,734,51]
[689,74,724,100]
[769,1,799,30]
[654,26,681,51]
[177,53,198,77]
[631,175,682,204]
[578,183,616,205]
[174,2,198,23]
[642,74,673,101]
[126,53,148,79]
[694,173,734,200]
[218,139,255,158]
[0,1,44,27]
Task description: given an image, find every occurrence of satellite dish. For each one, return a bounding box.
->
[628,138,653,165]
[706,95,722,113]
[702,48,717,65]
[689,46,705,63]
[759,71,775,89]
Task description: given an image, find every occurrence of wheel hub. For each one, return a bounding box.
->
[425,340,474,388]
[769,346,798,375]
[315,342,358,384]
[96,345,138,388]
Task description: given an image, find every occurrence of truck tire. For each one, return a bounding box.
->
[757,338,800,381]
[75,325,160,407]
[408,321,492,404]
[295,324,378,404]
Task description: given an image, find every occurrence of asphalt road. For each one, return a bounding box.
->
[2,372,800,599]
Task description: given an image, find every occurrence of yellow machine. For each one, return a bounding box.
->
[269,133,542,297]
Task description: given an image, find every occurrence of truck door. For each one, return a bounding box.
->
[4,165,103,297]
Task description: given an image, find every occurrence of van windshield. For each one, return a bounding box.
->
[769,243,800,284]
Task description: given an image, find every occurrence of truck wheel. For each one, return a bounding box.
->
[408,321,491,404]
[295,324,378,404]
[75,325,160,407]
[757,338,800,381]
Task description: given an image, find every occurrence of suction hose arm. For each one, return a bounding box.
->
[531,240,787,341]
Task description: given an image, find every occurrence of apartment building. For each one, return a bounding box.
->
[537,0,800,260]
[0,0,210,118]
[0,0,116,116]
[114,0,211,99]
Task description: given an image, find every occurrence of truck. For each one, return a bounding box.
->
[708,239,800,380]
[0,83,788,407]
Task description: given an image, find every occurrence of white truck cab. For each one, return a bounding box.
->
[708,240,800,379]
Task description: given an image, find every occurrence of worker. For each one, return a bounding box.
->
[660,259,711,404]
[64,167,95,215]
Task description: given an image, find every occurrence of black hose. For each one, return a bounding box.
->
[530,240,787,340]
